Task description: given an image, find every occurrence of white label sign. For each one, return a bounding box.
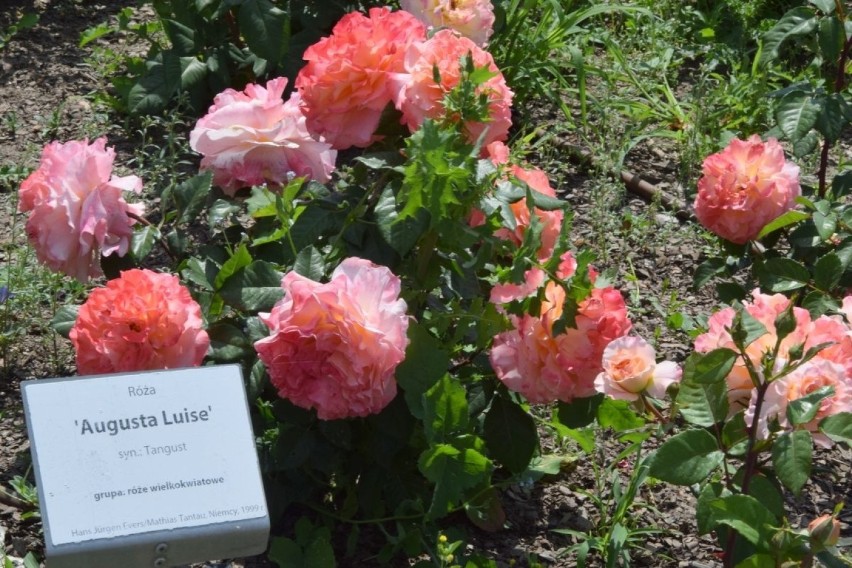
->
[23,365,267,546]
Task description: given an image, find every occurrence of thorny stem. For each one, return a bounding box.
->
[817,29,852,197]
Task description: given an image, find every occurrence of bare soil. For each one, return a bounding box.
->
[0,2,849,567]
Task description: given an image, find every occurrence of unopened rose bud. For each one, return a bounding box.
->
[808,514,841,547]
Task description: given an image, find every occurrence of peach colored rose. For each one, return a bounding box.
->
[254,258,410,420]
[695,290,813,411]
[18,138,144,282]
[295,7,426,149]
[746,359,852,447]
[70,269,209,374]
[396,29,513,146]
[400,0,495,45]
[189,77,336,195]
[808,514,842,547]
[693,135,800,244]
[595,336,682,401]
[490,255,631,403]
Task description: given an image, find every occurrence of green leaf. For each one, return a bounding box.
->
[464,485,506,532]
[815,550,852,568]
[395,322,449,419]
[818,411,852,443]
[79,22,114,47]
[756,257,810,292]
[484,395,537,474]
[708,494,778,547]
[128,51,182,114]
[760,7,819,66]
[792,129,820,158]
[213,243,253,290]
[677,378,730,426]
[131,225,159,261]
[423,374,469,443]
[50,306,79,339]
[683,349,738,384]
[812,211,838,241]
[802,290,839,317]
[748,475,785,519]
[736,554,776,568]
[696,482,728,534]
[813,252,842,291]
[815,94,846,143]
[22,553,40,568]
[775,91,821,142]
[731,310,769,349]
[162,18,197,55]
[374,186,428,256]
[240,0,289,69]
[418,439,492,519]
[175,170,213,224]
[596,398,644,432]
[787,385,834,425]
[208,199,240,231]
[808,0,836,13]
[206,322,250,362]
[556,394,604,429]
[693,257,727,289]
[649,429,724,485]
[293,246,325,281]
[772,430,812,495]
[218,260,284,312]
[756,210,809,239]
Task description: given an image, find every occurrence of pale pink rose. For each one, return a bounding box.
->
[18,138,144,282]
[693,135,800,244]
[490,259,632,403]
[595,336,682,401]
[254,258,410,420]
[746,359,852,447]
[695,290,813,411]
[400,0,495,45]
[70,269,209,374]
[396,29,513,146]
[808,514,842,547]
[806,315,852,376]
[295,7,426,149]
[189,77,336,195]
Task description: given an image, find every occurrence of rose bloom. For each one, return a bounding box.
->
[594,336,682,401]
[400,0,495,46]
[693,135,800,244]
[18,138,144,282]
[490,253,632,403]
[254,258,410,420]
[189,77,336,196]
[70,269,209,374]
[396,29,513,147]
[746,359,852,447]
[695,290,813,411]
[295,7,426,149]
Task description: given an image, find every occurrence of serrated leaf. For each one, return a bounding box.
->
[819,412,852,443]
[776,91,821,141]
[693,257,727,289]
[419,439,492,519]
[423,374,469,443]
[465,485,506,532]
[51,306,79,338]
[213,243,252,290]
[815,93,846,144]
[708,494,777,547]
[696,482,728,534]
[683,349,738,384]
[748,475,785,519]
[772,430,812,495]
[787,385,834,425]
[128,51,182,114]
[677,378,729,426]
[208,198,240,231]
[375,186,428,256]
[131,225,159,261]
[206,322,250,362]
[756,257,810,292]
[484,395,537,474]
[293,246,325,281]
[813,252,842,291]
[792,129,820,158]
[756,210,809,239]
[395,323,449,418]
[239,0,289,69]
[808,0,835,12]
[556,394,604,429]
[760,7,819,66]
[175,170,213,224]
[649,429,724,485]
[162,18,196,55]
[596,398,644,431]
[218,260,284,312]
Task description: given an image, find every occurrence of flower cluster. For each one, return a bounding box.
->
[400,0,495,46]
[693,135,801,244]
[18,138,144,281]
[489,252,633,403]
[70,269,209,374]
[254,258,410,420]
[189,77,336,196]
[695,289,852,446]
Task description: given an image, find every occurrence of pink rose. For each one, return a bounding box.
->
[396,29,513,146]
[746,359,852,447]
[693,135,800,244]
[808,514,842,547]
[594,336,682,401]
[255,258,410,420]
[70,269,209,374]
[490,257,632,403]
[400,0,495,45]
[189,77,337,195]
[295,7,426,149]
[18,138,144,282]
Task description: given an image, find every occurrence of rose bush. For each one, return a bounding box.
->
[69,269,209,374]
[693,135,800,244]
[189,77,336,195]
[18,138,143,281]
[254,257,409,420]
